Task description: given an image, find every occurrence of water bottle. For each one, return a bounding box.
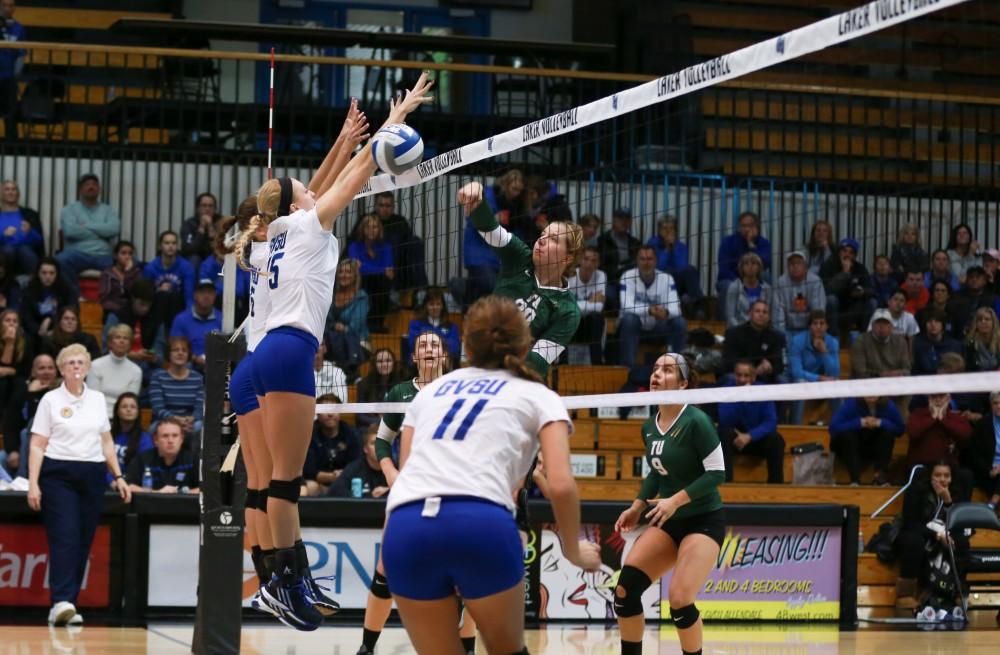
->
[351,477,362,498]
[362,480,371,497]
[142,466,153,490]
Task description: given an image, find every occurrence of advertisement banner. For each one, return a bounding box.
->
[0,524,110,607]
[148,525,382,608]
[661,526,842,620]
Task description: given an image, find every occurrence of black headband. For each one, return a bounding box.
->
[277,177,293,218]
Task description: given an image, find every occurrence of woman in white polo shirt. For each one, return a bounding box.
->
[27,343,131,626]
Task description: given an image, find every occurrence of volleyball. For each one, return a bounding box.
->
[371,123,424,175]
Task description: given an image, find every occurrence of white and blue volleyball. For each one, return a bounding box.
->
[371,123,424,175]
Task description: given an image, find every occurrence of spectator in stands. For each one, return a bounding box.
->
[98,240,141,323]
[616,245,686,366]
[303,393,361,496]
[1,352,57,478]
[717,359,785,484]
[326,424,388,499]
[484,169,526,231]
[198,224,250,317]
[890,223,928,281]
[348,214,394,332]
[912,310,963,376]
[406,288,460,364]
[787,310,840,425]
[168,278,221,370]
[901,269,929,315]
[947,223,982,283]
[963,391,1000,511]
[0,308,31,408]
[0,252,21,311]
[566,246,606,365]
[773,250,825,337]
[925,248,960,292]
[326,258,369,373]
[805,219,836,275]
[368,191,428,292]
[870,255,897,309]
[577,214,600,248]
[0,179,42,277]
[964,307,1000,374]
[86,324,142,417]
[647,216,704,316]
[145,230,195,326]
[125,418,199,493]
[179,193,219,272]
[820,237,875,338]
[522,175,572,244]
[829,396,903,486]
[55,174,121,295]
[149,336,204,440]
[872,289,919,344]
[39,306,99,361]
[918,280,959,339]
[20,257,74,340]
[717,211,772,320]
[105,278,166,381]
[0,0,25,140]
[355,348,403,430]
[850,308,911,379]
[893,461,971,609]
[721,300,786,385]
[312,341,347,401]
[906,392,973,469]
[462,206,501,306]
[951,266,999,337]
[26,343,131,627]
[724,252,772,328]
[109,392,152,487]
[983,248,1000,295]
[597,207,641,311]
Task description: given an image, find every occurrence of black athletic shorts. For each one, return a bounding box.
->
[659,508,726,548]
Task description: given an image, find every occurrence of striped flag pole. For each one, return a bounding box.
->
[267,47,275,180]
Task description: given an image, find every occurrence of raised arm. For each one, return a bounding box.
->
[312,99,371,198]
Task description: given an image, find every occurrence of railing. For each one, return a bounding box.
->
[0,41,997,284]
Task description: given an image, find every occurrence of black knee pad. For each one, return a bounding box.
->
[257,488,269,512]
[369,571,391,599]
[268,478,303,504]
[613,565,651,618]
[244,488,259,509]
[506,649,530,655]
[670,603,700,629]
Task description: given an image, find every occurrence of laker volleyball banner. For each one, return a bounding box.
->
[661,526,843,620]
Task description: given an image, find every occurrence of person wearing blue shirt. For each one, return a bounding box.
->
[829,396,904,486]
[462,214,500,307]
[346,215,394,331]
[0,0,26,140]
[646,216,704,314]
[717,360,786,483]
[108,392,154,485]
[405,288,461,364]
[198,251,250,304]
[963,392,1000,510]
[716,211,772,321]
[1,180,42,276]
[144,231,196,333]
[911,309,963,376]
[787,310,841,425]
[168,279,221,369]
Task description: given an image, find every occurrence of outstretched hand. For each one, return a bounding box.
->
[340,98,370,147]
[388,72,434,125]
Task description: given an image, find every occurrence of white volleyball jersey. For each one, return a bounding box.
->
[263,208,339,342]
[246,241,270,352]
[387,367,572,514]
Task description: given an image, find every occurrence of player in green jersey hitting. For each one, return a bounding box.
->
[612,353,726,655]
[358,330,477,655]
[458,181,584,378]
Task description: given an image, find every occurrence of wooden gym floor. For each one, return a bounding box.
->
[4,619,999,654]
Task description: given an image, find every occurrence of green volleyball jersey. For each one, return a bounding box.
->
[637,405,725,520]
[470,202,580,377]
[375,378,420,462]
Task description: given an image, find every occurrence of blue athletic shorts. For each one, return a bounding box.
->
[229,352,259,416]
[382,496,523,601]
[251,326,318,397]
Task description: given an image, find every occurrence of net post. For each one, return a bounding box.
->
[192,332,246,655]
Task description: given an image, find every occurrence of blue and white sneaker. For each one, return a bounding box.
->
[250,585,277,616]
[304,574,340,616]
[260,575,324,631]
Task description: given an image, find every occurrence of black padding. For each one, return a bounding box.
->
[369,571,391,599]
[245,488,259,509]
[670,603,700,629]
[257,488,269,512]
[613,565,652,618]
[268,478,302,504]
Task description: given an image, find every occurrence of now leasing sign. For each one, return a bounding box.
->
[0,525,111,606]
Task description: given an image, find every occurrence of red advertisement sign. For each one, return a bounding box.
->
[0,524,111,606]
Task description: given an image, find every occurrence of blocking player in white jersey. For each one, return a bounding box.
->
[233,75,434,631]
[382,296,601,655]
